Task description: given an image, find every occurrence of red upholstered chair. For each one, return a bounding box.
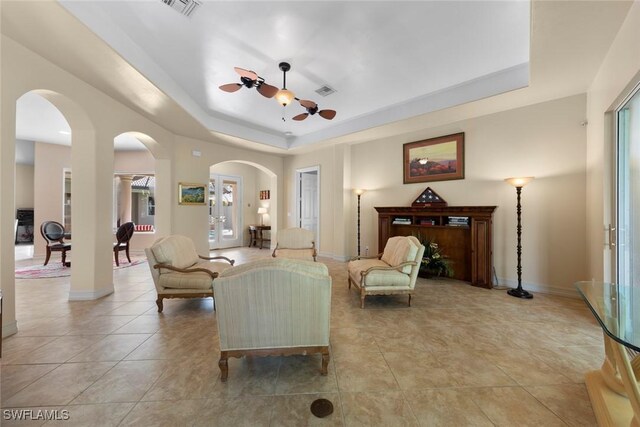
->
[114,222,135,266]
[40,221,71,266]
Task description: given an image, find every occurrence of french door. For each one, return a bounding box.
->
[209,174,242,249]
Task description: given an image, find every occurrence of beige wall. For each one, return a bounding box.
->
[15,163,34,209]
[171,135,283,255]
[345,94,586,295]
[586,2,640,282]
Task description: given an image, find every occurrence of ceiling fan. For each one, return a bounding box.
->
[292,99,336,121]
[218,67,279,98]
[219,62,336,121]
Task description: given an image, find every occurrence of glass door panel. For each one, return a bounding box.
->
[209,174,242,249]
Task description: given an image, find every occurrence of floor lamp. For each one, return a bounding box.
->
[505,177,534,299]
[354,189,365,257]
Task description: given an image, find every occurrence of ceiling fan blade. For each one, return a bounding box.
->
[318,109,337,120]
[234,67,258,81]
[292,113,309,121]
[299,99,317,109]
[219,83,242,93]
[257,83,279,98]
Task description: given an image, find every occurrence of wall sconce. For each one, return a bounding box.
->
[504,177,534,299]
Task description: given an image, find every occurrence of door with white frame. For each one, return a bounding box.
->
[209,174,243,249]
[614,82,640,325]
[295,166,320,249]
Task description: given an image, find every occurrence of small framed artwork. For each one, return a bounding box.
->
[178,182,206,205]
[259,190,270,200]
[403,132,464,184]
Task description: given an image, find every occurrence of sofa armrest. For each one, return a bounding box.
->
[361,260,416,277]
[198,255,235,265]
[154,263,218,279]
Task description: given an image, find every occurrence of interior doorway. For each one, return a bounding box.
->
[295,166,320,248]
[209,174,243,249]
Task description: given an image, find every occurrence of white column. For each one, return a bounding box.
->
[69,129,114,300]
[118,175,133,224]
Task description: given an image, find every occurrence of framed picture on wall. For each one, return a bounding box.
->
[178,182,206,205]
[403,132,465,184]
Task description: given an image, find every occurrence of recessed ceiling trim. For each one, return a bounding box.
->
[288,63,530,149]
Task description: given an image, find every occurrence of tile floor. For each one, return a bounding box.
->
[1,247,602,426]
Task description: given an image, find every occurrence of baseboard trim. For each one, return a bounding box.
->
[497,277,580,299]
[2,320,18,338]
[68,287,114,301]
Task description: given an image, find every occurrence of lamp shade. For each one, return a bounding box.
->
[354,189,365,196]
[275,89,295,106]
[505,177,534,188]
[257,207,268,215]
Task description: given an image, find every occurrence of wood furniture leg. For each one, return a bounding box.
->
[114,250,120,267]
[126,245,131,263]
[61,250,67,266]
[321,350,330,376]
[44,247,51,266]
[219,352,229,382]
[156,297,164,313]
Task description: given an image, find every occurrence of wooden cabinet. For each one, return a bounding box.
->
[375,206,496,288]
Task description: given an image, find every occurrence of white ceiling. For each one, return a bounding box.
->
[58,0,530,149]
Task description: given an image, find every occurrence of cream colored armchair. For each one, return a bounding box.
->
[145,235,234,312]
[214,258,331,381]
[348,236,425,308]
[272,227,317,261]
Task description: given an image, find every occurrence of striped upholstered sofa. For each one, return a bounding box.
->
[213,258,331,381]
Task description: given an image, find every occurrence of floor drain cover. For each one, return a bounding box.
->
[310,398,334,418]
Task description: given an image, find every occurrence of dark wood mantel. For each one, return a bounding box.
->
[375,206,497,288]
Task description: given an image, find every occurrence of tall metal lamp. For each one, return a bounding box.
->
[354,189,365,257]
[504,177,534,299]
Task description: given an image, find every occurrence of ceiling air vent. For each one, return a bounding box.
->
[161,0,201,18]
[315,85,336,97]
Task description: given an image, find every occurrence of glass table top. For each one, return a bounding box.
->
[575,281,640,352]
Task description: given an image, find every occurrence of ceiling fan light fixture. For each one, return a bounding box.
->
[275,88,295,107]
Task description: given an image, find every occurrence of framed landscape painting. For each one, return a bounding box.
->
[403,132,464,184]
[178,182,206,205]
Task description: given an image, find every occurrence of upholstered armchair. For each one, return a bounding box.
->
[145,235,234,312]
[272,227,317,261]
[214,258,331,381]
[348,235,425,308]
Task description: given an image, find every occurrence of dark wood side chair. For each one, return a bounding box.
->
[40,221,71,266]
[114,222,135,266]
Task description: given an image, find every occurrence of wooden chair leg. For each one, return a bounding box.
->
[44,247,51,266]
[219,352,229,382]
[61,250,67,265]
[114,249,120,267]
[408,294,412,307]
[360,290,366,309]
[156,296,164,313]
[125,244,131,263]
[321,350,330,376]
[348,276,352,289]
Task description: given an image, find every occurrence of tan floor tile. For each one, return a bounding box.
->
[210,356,280,398]
[44,403,135,426]
[334,351,399,392]
[72,360,167,404]
[107,301,157,316]
[340,391,418,426]
[112,315,165,334]
[434,350,516,387]
[119,399,204,427]
[2,335,104,365]
[478,348,574,386]
[142,357,220,401]
[270,393,343,427]
[3,362,115,407]
[65,315,137,335]
[329,327,379,356]
[275,354,338,394]
[196,396,274,427]
[384,351,458,389]
[1,364,59,403]
[406,388,494,426]
[529,345,604,382]
[526,384,597,427]
[69,334,151,362]
[470,386,566,426]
